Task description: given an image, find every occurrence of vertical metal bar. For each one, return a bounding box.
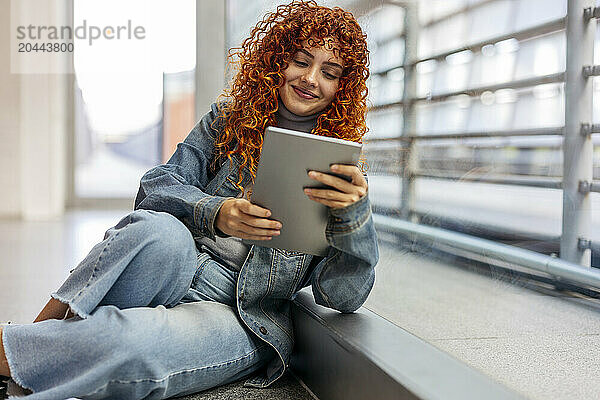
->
[400,0,419,223]
[562,0,594,266]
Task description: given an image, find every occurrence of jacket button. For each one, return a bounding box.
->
[259,326,268,335]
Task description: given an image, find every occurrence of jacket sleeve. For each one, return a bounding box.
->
[310,177,379,313]
[133,102,231,242]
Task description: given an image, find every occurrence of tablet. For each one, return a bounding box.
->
[242,126,363,256]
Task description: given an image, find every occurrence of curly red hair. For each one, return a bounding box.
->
[211,0,370,197]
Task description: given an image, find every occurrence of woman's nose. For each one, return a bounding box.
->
[301,66,319,86]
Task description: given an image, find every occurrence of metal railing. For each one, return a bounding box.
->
[374,214,600,289]
[373,17,566,77]
[367,0,597,279]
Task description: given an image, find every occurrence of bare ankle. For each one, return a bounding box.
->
[64,307,76,320]
[33,297,69,323]
[0,327,12,377]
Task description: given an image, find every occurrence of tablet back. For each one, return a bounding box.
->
[242,126,362,256]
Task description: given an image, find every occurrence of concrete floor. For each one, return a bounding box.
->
[365,232,600,400]
[0,208,314,400]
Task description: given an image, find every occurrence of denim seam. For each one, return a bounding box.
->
[73,223,128,301]
[78,344,269,398]
[193,196,212,236]
[241,309,285,351]
[238,255,290,346]
[238,248,254,302]
[326,210,372,237]
[257,255,293,340]
[237,275,286,381]
[286,255,307,299]
[206,197,227,239]
[259,303,294,342]
[239,310,288,381]
[191,254,213,287]
[314,249,342,308]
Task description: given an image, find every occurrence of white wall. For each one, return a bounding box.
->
[0,0,23,217]
[0,0,70,220]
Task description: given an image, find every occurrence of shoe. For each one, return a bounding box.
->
[1,323,16,399]
[0,375,9,399]
[6,379,33,397]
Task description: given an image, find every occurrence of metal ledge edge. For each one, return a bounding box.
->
[290,288,526,400]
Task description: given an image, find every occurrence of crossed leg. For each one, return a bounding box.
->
[0,209,273,399]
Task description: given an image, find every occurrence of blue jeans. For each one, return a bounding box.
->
[1,209,276,399]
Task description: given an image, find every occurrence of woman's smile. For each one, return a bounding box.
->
[292,85,319,99]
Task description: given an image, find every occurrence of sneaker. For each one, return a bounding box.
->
[6,379,33,397]
[0,375,9,399]
[1,323,13,399]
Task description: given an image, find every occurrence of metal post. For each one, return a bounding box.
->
[562,0,595,266]
[400,0,419,223]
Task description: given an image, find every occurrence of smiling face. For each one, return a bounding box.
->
[279,38,345,116]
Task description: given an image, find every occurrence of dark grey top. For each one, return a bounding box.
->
[196,101,321,271]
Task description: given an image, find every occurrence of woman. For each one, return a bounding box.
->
[0,1,378,398]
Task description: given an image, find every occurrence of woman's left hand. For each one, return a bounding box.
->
[304,164,368,210]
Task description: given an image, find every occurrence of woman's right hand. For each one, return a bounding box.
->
[215,198,282,240]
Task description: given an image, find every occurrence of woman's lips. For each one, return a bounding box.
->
[292,86,317,100]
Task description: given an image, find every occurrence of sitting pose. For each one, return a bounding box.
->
[0,1,378,398]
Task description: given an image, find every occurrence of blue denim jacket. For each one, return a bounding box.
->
[133,102,379,388]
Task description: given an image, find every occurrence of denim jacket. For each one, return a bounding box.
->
[133,102,379,388]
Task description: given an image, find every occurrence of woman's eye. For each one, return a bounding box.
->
[323,71,338,80]
[294,60,308,67]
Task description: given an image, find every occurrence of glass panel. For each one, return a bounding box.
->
[416,96,471,135]
[514,32,566,80]
[593,77,600,124]
[418,0,468,26]
[363,4,405,44]
[466,90,515,132]
[512,83,565,129]
[466,0,514,44]
[415,102,437,133]
[73,0,196,199]
[369,69,404,106]
[363,141,405,175]
[371,40,405,74]
[416,135,562,176]
[419,13,468,58]
[416,60,437,98]
[432,95,471,133]
[366,108,404,139]
[512,0,566,32]
[432,50,472,94]
[469,43,517,87]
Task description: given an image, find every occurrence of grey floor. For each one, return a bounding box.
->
[172,372,314,400]
[365,231,600,400]
[0,208,314,400]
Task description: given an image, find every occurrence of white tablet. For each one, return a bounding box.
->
[242,126,363,256]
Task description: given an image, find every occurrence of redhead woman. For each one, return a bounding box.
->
[0,1,378,398]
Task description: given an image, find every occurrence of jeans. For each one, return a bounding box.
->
[1,209,276,400]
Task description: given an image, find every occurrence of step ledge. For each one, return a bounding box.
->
[290,288,526,400]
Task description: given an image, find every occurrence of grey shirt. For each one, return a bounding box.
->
[196,101,321,271]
